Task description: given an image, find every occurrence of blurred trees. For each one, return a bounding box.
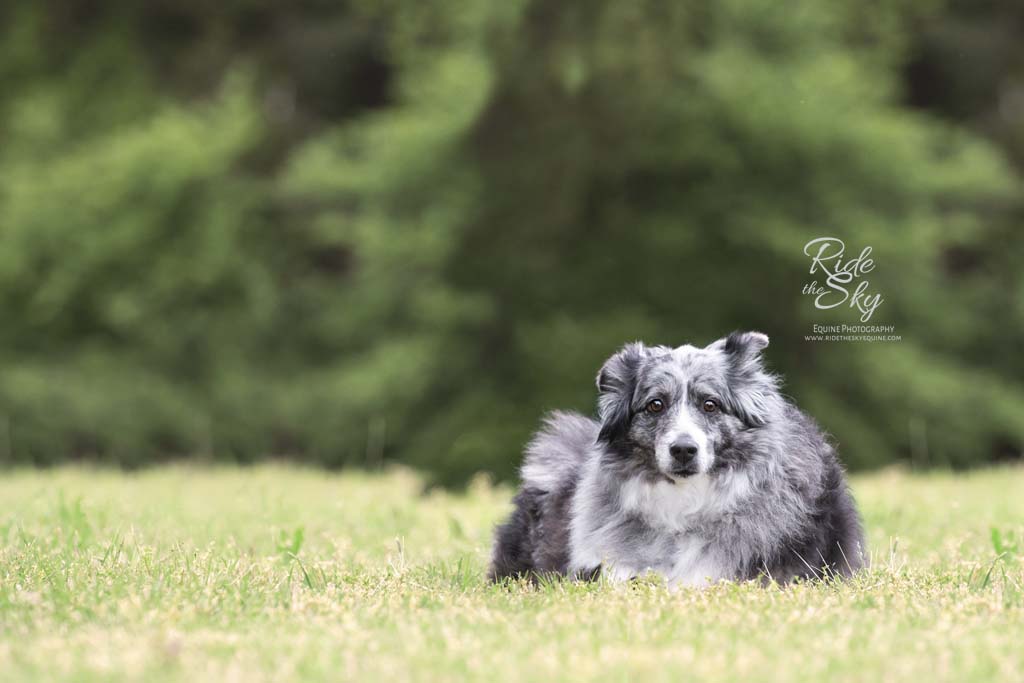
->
[0,0,1022,482]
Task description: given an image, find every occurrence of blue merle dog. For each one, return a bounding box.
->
[489,331,866,586]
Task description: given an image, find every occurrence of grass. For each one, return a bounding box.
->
[1,465,1022,682]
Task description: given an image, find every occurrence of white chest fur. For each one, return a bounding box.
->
[569,468,752,587]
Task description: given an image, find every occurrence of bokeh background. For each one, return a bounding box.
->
[1,0,1022,484]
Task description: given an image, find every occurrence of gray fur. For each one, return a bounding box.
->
[489,331,867,585]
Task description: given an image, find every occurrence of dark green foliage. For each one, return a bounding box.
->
[0,0,1021,482]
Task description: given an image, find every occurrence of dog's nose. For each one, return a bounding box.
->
[669,436,699,465]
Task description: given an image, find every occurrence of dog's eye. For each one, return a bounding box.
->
[702,399,719,413]
[646,399,665,414]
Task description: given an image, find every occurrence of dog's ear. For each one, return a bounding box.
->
[595,342,646,443]
[715,331,779,427]
[723,331,770,365]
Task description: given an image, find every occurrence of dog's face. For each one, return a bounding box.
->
[595,331,780,481]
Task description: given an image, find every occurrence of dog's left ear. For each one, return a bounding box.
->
[595,342,646,444]
[724,331,770,362]
[713,331,779,426]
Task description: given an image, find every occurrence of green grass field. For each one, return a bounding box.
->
[1,465,1022,682]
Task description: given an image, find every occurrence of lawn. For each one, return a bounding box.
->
[1,465,1022,683]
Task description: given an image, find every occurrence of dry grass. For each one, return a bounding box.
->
[1,465,1022,682]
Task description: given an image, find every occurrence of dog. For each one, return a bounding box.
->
[489,331,866,586]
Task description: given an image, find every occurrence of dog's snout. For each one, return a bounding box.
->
[669,436,699,464]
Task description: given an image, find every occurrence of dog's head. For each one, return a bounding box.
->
[595,331,781,480]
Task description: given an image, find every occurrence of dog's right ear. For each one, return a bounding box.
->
[595,342,646,444]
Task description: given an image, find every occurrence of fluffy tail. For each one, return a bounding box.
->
[519,411,597,492]
[489,411,597,581]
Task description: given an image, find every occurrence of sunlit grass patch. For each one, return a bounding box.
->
[1,465,1022,682]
